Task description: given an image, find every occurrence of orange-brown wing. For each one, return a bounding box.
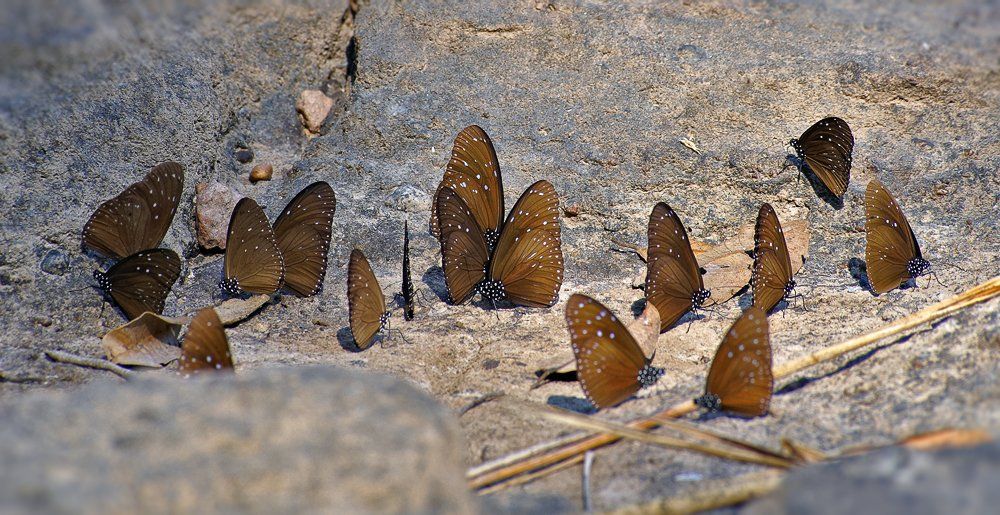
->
[83,162,184,258]
[865,180,921,294]
[347,249,388,350]
[178,307,234,377]
[273,182,336,296]
[703,306,772,417]
[796,117,853,197]
[102,249,181,321]
[436,186,490,304]
[645,202,705,331]
[223,198,284,295]
[430,125,504,242]
[566,294,651,410]
[751,204,793,313]
[489,181,564,308]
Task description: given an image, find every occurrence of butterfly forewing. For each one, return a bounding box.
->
[436,186,490,304]
[489,180,564,307]
[272,182,336,296]
[645,202,706,331]
[223,198,284,295]
[794,117,853,197]
[83,162,184,259]
[703,306,772,417]
[566,294,653,410]
[101,249,181,320]
[430,125,505,242]
[751,204,794,313]
[178,307,234,376]
[348,249,388,350]
[865,180,923,294]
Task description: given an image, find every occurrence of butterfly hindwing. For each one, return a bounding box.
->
[488,180,564,308]
[178,307,234,376]
[348,249,388,350]
[222,198,284,295]
[794,117,853,197]
[272,182,336,296]
[701,306,772,417]
[751,204,794,313]
[436,186,490,304]
[864,180,924,294]
[101,249,181,320]
[566,294,658,410]
[83,162,184,259]
[645,202,706,331]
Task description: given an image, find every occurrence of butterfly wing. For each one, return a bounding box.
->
[645,202,705,331]
[487,180,564,308]
[272,182,336,296]
[347,249,388,350]
[430,125,505,242]
[865,180,921,294]
[704,306,772,417]
[178,307,234,376]
[103,249,181,320]
[83,162,184,259]
[223,198,284,295]
[566,294,650,410]
[751,204,794,313]
[402,220,415,321]
[797,117,853,197]
[436,186,490,304]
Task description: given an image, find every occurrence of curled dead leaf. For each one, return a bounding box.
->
[101,312,186,367]
[215,295,271,326]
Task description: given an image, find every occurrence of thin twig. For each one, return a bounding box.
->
[458,391,505,416]
[45,350,137,380]
[583,451,594,512]
[609,470,784,515]
[468,276,1000,491]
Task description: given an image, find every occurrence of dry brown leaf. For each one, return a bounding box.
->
[101,312,185,367]
[216,294,271,326]
[702,251,753,302]
[533,303,661,384]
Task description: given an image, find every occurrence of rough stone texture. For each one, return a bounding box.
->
[296,89,335,134]
[0,0,998,512]
[744,443,1000,515]
[195,181,239,250]
[0,366,476,514]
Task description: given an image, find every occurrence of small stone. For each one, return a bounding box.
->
[296,90,334,134]
[39,249,69,276]
[482,359,500,370]
[195,182,239,250]
[384,184,430,213]
[233,147,254,163]
[249,164,273,183]
[563,204,581,217]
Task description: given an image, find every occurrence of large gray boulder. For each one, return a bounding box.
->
[0,366,477,514]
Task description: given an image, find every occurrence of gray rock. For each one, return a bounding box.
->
[39,249,70,275]
[0,366,477,514]
[743,443,1000,515]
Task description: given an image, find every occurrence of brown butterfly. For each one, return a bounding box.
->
[790,117,854,197]
[347,249,391,350]
[429,125,505,250]
[82,162,184,259]
[220,198,285,296]
[694,306,772,417]
[864,180,931,294]
[645,202,711,332]
[436,180,564,308]
[565,293,665,410]
[402,220,415,321]
[751,204,797,313]
[272,182,336,296]
[177,307,234,377]
[94,249,181,320]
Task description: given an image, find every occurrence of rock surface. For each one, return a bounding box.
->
[0,0,998,512]
[195,181,239,250]
[0,366,476,514]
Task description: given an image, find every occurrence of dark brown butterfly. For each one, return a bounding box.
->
[565,293,665,410]
[177,307,234,377]
[864,180,930,294]
[695,306,772,418]
[402,220,415,321]
[94,249,181,320]
[348,249,391,350]
[272,182,336,296]
[430,125,505,250]
[751,204,796,313]
[790,117,854,197]
[645,202,711,332]
[82,162,184,259]
[220,198,284,296]
[436,180,564,308]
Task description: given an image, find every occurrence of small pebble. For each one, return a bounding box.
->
[482,359,500,370]
[40,249,70,276]
[296,90,334,134]
[563,204,581,217]
[234,147,254,163]
[250,164,273,183]
[195,182,238,250]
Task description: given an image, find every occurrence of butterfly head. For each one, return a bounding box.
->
[93,269,111,292]
[483,229,500,253]
[789,138,801,153]
[379,310,391,330]
[691,288,711,309]
[477,279,507,303]
[784,279,797,299]
[219,277,242,296]
[907,257,931,279]
[694,393,722,412]
[637,364,665,389]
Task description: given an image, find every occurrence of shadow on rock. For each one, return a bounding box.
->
[546,395,596,414]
